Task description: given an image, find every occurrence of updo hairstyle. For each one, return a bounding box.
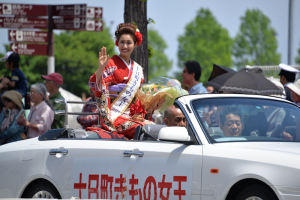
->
[115,23,137,44]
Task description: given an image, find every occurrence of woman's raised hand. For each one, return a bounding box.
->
[96,47,109,81]
[98,47,109,70]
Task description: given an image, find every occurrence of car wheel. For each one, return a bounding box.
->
[23,182,60,199]
[234,184,278,200]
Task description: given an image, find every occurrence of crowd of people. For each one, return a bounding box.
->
[1,22,300,144]
[0,51,66,144]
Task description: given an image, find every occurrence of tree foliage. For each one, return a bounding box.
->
[296,42,300,65]
[177,8,233,82]
[148,28,172,80]
[53,27,115,96]
[233,9,280,69]
[1,26,115,97]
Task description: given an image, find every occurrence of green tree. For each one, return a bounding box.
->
[296,42,300,65]
[148,28,172,80]
[177,8,233,82]
[0,46,9,77]
[13,25,115,97]
[233,9,280,69]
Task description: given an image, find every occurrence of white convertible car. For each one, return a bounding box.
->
[0,94,300,200]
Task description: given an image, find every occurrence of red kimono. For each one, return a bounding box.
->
[89,55,146,139]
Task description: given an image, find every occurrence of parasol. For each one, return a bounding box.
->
[219,69,283,96]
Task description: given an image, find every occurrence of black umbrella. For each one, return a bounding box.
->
[206,72,236,92]
[208,64,235,81]
[219,69,283,96]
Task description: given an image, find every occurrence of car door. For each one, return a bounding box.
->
[43,138,134,199]
[120,141,202,200]
[44,138,202,199]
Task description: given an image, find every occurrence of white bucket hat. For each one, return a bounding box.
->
[287,79,300,96]
[0,51,13,62]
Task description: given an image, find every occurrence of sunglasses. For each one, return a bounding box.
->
[174,117,186,123]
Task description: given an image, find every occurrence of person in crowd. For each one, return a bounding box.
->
[0,90,25,144]
[220,107,244,137]
[203,106,219,127]
[205,85,215,93]
[17,83,54,138]
[287,79,300,105]
[0,75,11,93]
[77,89,100,129]
[0,51,28,97]
[41,72,65,129]
[278,63,299,101]
[182,60,207,94]
[89,23,151,139]
[163,105,186,127]
[0,75,11,112]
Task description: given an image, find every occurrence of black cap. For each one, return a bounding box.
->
[6,52,20,63]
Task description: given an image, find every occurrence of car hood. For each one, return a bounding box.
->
[239,142,300,155]
[204,142,300,169]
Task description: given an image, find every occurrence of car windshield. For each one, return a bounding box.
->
[191,97,300,143]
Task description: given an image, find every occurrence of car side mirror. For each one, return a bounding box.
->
[158,127,192,143]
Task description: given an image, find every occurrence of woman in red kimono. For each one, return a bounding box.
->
[89,23,148,139]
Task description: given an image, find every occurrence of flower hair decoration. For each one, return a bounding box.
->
[135,29,143,46]
[115,28,143,47]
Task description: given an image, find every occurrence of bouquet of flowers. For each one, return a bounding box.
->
[137,77,188,113]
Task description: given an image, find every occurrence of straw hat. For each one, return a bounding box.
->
[1,90,23,109]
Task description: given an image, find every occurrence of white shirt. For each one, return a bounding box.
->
[27,101,54,138]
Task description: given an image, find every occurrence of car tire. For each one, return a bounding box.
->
[23,182,60,199]
[234,184,278,200]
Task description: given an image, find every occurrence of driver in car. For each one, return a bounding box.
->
[220,107,244,137]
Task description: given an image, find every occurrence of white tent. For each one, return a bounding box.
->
[59,88,83,128]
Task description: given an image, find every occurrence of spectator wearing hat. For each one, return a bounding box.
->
[17,83,54,138]
[286,79,300,105]
[182,61,207,94]
[41,72,65,129]
[278,63,299,101]
[0,90,25,144]
[0,51,28,97]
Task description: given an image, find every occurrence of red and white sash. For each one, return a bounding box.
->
[102,61,143,123]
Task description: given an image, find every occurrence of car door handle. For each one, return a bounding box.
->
[49,148,68,156]
[123,150,144,157]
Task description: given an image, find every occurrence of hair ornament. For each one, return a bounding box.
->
[135,29,143,46]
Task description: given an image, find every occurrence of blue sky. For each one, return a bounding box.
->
[0,0,299,75]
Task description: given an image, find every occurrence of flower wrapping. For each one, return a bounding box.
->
[136,77,188,113]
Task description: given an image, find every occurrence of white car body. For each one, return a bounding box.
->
[0,94,300,200]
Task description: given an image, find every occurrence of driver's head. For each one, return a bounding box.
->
[164,105,186,127]
[220,107,243,136]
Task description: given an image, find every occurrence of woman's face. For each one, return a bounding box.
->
[2,98,17,110]
[117,34,136,58]
[30,88,43,105]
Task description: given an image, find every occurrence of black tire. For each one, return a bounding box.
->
[23,182,60,199]
[234,184,278,200]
